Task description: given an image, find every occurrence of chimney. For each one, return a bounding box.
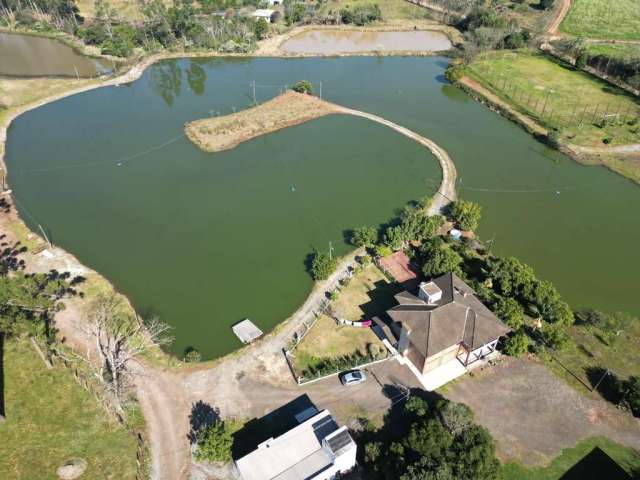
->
[418,281,442,304]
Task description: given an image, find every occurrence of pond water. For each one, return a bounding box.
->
[280,30,452,54]
[0,32,111,77]
[6,56,640,359]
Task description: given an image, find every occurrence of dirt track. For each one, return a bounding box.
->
[547,0,572,39]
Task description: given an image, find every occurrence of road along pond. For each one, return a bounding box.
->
[5,56,640,359]
[279,29,452,55]
[0,32,112,77]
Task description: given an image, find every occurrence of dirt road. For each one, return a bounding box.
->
[547,0,571,39]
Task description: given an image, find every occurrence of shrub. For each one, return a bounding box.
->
[309,251,337,280]
[493,297,524,329]
[547,130,561,148]
[184,347,201,363]
[621,376,640,417]
[292,80,314,95]
[539,0,555,10]
[194,419,234,462]
[349,226,378,248]
[374,244,393,257]
[448,200,482,231]
[445,64,465,83]
[503,331,530,356]
[253,18,269,40]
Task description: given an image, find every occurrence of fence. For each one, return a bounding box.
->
[43,341,149,480]
[472,62,640,131]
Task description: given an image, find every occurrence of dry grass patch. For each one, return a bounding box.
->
[185,90,341,153]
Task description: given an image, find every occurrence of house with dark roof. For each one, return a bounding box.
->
[377,272,511,389]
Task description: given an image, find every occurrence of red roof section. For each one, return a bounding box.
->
[378,251,419,283]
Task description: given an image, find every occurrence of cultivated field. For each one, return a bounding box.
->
[560,0,640,41]
[467,51,640,147]
[0,338,138,479]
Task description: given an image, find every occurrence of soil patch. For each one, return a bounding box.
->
[185,91,341,153]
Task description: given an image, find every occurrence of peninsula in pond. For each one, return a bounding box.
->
[185,89,341,153]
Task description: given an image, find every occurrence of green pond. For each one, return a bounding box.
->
[6,57,639,359]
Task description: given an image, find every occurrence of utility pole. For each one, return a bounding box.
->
[251,80,256,105]
[319,81,322,100]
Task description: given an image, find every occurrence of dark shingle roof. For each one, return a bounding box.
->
[387,273,510,358]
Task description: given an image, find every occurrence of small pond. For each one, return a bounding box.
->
[280,30,452,55]
[0,32,112,77]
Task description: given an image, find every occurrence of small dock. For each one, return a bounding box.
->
[232,319,263,344]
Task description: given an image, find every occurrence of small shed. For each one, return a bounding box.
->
[252,9,275,22]
[232,319,263,344]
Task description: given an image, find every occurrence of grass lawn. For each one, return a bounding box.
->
[0,337,138,479]
[541,312,640,397]
[560,0,640,41]
[501,436,640,479]
[585,43,640,61]
[466,51,640,147]
[291,264,397,377]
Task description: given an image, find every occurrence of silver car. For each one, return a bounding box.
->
[340,370,367,386]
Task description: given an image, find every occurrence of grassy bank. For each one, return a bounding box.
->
[318,0,428,21]
[585,43,640,61]
[560,0,640,41]
[466,51,640,146]
[501,436,640,479]
[0,337,138,479]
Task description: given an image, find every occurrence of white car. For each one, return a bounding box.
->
[340,370,367,386]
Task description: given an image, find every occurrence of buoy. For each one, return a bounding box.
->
[290,185,296,192]
[117,162,123,167]
[555,190,560,195]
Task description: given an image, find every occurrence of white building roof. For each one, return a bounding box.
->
[235,410,352,480]
[252,9,275,18]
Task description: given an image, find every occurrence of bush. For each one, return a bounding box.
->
[621,376,640,417]
[493,297,524,330]
[184,347,201,363]
[349,226,378,248]
[374,244,393,257]
[541,323,570,350]
[448,200,482,231]
[340,4,382,26]
[292,80,314,95]
[309,250,337,280]
[503,331,530,356]
[194,419,234,462]
[539,0,555,10]
[253,18,269,40]
[547,130,561,148]
[445,64,465,83]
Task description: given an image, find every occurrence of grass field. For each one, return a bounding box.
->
[542,312,640,398]
[501,436,640,480]
[560,0,640,41]
[318,0,428,21]
[585,43,640,61]
[0,337,137,479]
[467,51,640,147]
[292,264,395,376]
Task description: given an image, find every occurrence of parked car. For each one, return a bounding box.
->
[340,370,367,386]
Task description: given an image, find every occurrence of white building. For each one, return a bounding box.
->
[234,409,357,480]
[252,9,275,22]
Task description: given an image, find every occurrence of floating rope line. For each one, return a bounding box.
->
[14,133,187,175]
[459,177,628,194]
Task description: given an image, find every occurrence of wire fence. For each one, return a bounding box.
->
[472,63,640,131]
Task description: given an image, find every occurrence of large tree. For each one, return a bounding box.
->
[448,200,482,231]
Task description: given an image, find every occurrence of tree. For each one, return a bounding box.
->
[451,424,500,480]
[487,256,536,299]
[437,400,473,435]
[621,376,640,417]
[400,207,444,242]
[422,245,463,278]
[309,251,337,280]
[350,226,378,248]
[448,200,482,231]
[540,322,569,350]
[384,225,407,251]
[253,18,269,40]
[292,80,314,95]
[493,297,524,330]
[503,331,529,356]
[82,293,172,411]
[194,418,234,462]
